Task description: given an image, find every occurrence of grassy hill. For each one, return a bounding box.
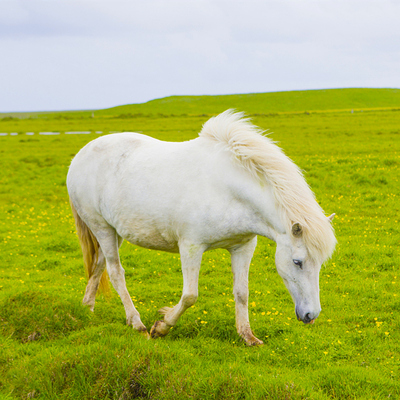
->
[98,88,400,116]
[97,88,400,116]
[1,88,400,120]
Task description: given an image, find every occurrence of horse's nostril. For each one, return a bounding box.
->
[304,313,312,324]
[296,307,319,324]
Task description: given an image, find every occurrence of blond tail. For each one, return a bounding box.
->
[70,200,111,297]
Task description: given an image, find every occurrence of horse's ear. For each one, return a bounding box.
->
[292,223,303,237]
[327,213,335,223]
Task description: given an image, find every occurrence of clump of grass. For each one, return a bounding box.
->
[0,291,91,342]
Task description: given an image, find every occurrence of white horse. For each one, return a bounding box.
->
[67,110,336,346]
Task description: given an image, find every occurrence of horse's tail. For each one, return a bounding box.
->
[69,199,111,297]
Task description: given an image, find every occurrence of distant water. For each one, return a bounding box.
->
[0,131,104,136]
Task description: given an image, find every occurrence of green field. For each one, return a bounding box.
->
[1,88,399,399]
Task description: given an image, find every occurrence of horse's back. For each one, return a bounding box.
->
[68,132,155,171]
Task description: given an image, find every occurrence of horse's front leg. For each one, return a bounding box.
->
[229,237,263,346]
[150,242,205,339]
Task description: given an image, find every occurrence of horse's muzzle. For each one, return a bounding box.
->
[295,307,319,324]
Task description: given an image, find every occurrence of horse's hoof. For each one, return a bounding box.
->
[240,330,264,346]
[134,325,150,339]
[138,329,150,340]
[246,337,264,347]
[82,301,95,312]
[150,320,170,338]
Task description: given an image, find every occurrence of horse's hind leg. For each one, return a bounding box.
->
[82,248,106,311]
[96,229,147,334]
[229,237,263,346]
[150,242,204,338]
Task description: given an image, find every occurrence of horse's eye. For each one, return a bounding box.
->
[293,259,303,269]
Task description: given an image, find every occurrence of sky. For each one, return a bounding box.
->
[1,0,400,112]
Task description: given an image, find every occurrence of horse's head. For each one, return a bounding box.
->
[274,214,335,324]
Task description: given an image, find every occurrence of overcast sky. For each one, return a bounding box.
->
[1,0,400,112]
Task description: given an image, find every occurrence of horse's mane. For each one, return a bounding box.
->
[199,110,336,262]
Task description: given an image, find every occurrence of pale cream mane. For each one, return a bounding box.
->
[199,110,336,262]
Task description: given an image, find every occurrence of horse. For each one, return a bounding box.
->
[67,110,336,346]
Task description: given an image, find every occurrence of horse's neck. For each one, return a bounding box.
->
[255,186,286,242]
[227,169,286,243]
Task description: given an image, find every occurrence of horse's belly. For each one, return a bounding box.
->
[126,235,179,253]
[122,228,254,254]
[116,222,179,253]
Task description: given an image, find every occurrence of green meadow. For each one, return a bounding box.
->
[0,88,399,399]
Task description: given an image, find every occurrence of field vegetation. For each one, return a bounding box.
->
[0,88,399,399]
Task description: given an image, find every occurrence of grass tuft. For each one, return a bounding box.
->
[0,291,90,342]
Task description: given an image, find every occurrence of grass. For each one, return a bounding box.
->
[0,89,399,399]
[97,87,400,116]
[2,88,400,122]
